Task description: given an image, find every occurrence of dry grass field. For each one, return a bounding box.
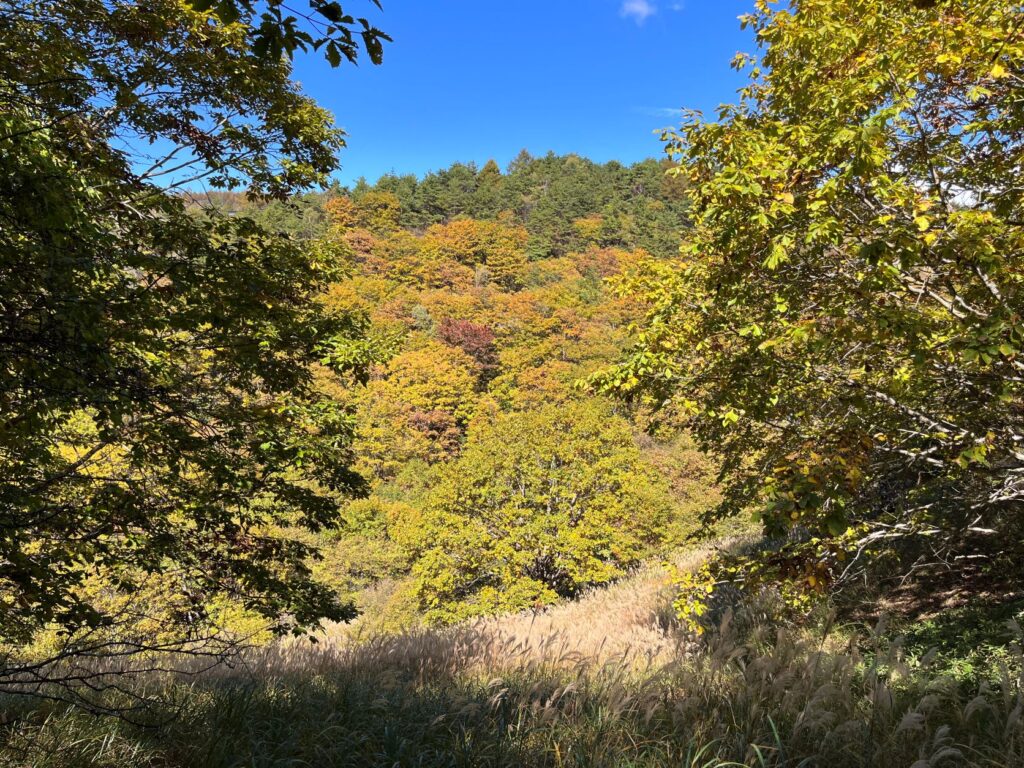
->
[3,541,1023,767]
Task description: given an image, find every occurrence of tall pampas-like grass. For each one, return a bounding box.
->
[2,545,1021,767]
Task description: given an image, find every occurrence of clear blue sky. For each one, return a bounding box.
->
[290,1,756,185]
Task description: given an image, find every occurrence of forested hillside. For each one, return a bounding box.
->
[190,152,689,258]
[188,154,715,631]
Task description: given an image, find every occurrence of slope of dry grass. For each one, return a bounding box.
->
[2,542,1023,767]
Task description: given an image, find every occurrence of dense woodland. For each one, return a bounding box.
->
[3,0,1024,766]
[190,153,711,630]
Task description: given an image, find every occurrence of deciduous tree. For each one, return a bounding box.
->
[0,0,388,695]
[597,0,1024,616]
[413,403,672,624]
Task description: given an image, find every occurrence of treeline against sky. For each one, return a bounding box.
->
[189,152,689,257]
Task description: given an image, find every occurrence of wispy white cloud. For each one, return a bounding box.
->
[635,106,682,118]
[620,0,657,25]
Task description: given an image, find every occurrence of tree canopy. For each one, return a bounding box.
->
[0,0,388,679]
[286,158,709,629]
[596,0,1024,617]
[412,403,673,624]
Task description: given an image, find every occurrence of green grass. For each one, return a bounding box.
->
[897,595,1024,683]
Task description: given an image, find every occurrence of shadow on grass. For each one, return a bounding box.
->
[898,593,1024,682]
[4,611,1024,768]
[2,660,687,768]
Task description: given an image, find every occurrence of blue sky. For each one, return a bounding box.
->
[290,1,756,185]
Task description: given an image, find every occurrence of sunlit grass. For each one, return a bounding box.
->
[2,545,1022,767]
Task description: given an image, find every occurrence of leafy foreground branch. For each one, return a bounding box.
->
[594,0,1024,621]
[0,0,388,697]
[1,556,1022,767]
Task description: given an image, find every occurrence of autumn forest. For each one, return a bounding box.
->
[3,1,1024,766]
